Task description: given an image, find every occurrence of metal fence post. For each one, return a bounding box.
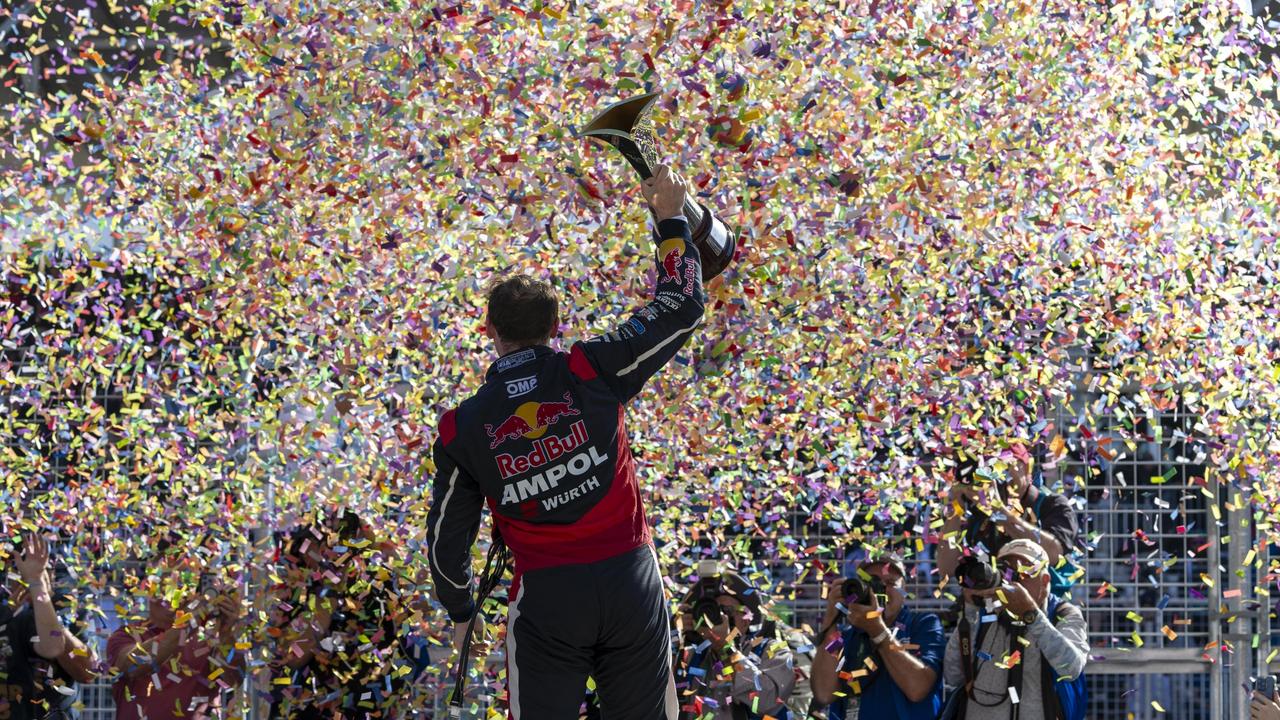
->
[1228,486,1251,719]
[1208,467,1223,720]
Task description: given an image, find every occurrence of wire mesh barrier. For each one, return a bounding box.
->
[1085,673,1213,720]
[77,682,117,720]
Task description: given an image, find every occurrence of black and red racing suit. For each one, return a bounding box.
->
[426,216,705,719]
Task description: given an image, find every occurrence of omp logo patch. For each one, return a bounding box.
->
[506,375,537,398]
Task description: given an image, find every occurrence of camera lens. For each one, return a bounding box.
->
[955,556,999,592]
[690,597,724,627]
[840,575,886,607]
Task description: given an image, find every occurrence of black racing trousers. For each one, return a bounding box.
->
[506,543,676,719]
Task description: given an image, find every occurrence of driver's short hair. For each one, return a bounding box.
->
[486,275,559,346]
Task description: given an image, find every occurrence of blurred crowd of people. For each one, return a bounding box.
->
[667,452,1089,720]
[0,450,1107,720]
[0,509,459,720]
[4,454,1277,719]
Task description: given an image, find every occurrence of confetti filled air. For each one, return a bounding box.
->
[1,0,1279,718]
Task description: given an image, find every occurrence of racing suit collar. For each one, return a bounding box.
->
[486,344,554,381]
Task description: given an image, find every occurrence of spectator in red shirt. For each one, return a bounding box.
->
[107,572,245,720]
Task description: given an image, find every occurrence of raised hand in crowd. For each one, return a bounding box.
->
[15,533,69,660]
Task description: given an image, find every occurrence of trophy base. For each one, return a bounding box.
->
[689,203,736,282]
[654,202,736,282]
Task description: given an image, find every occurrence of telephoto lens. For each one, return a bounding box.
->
[690,596,725,628]
[688,559,726,628]
[955,556,1000,592]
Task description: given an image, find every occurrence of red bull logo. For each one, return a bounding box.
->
[497,420,589,481]
[658,237,685,282]
[485,392,581,450]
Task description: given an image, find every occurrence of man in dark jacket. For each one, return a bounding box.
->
[935,450,1079,583]
[1,532,97,720]
[427,164,711,719]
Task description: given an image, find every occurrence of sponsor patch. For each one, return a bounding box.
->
[505,375,537,398]
[484,392,580,450]
[658,237,685,284]
[625,317,647,336]
[495,347,537,372]
[498,444,610,506]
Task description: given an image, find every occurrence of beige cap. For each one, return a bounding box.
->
[996,539,1050,574]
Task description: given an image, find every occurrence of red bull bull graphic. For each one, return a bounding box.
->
[658,237,685,282]
[485,392,581,449]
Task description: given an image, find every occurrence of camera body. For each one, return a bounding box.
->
[687,559,727,630]
[689,594,725,628]
[1257,675,1277,699]
[841,574,886,608]
[955,555,1000,593]
[954,455,980,485]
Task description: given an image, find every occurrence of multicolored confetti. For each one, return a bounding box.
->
[2,0,1279,714]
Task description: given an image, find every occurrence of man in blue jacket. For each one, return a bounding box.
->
[812,553,945,720]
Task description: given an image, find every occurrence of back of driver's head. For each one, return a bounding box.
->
[486,275,560,345]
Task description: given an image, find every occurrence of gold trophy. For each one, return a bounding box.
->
[581,93,737,281]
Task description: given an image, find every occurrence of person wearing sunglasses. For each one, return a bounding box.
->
[942,540,1089,720]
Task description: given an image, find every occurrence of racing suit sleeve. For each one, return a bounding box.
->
[425,411,485,623]
[570,216,706,403]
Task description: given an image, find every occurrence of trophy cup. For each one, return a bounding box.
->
[580,93,737,281]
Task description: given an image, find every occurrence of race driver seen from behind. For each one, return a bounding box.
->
[426,165,716,719]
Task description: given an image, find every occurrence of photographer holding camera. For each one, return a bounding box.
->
[267,512,409,720]
[942,540,1088,720]
[811,553,944,720]
[674,561,796,720]
[936,449,1078,594]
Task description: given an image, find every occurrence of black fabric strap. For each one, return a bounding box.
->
[447,534,510,716]
[1038,599,1073,720]
[959,608,1002,715]
[1041,652,1064,720]
[1007,623,1025,720]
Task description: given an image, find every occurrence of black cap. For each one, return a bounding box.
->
[862,551,907,578]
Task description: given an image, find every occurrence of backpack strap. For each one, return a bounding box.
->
[1039,596,1072,720]
[960,609,997,706]
[1007,619,1027,720]
[1040,650,1066,720]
